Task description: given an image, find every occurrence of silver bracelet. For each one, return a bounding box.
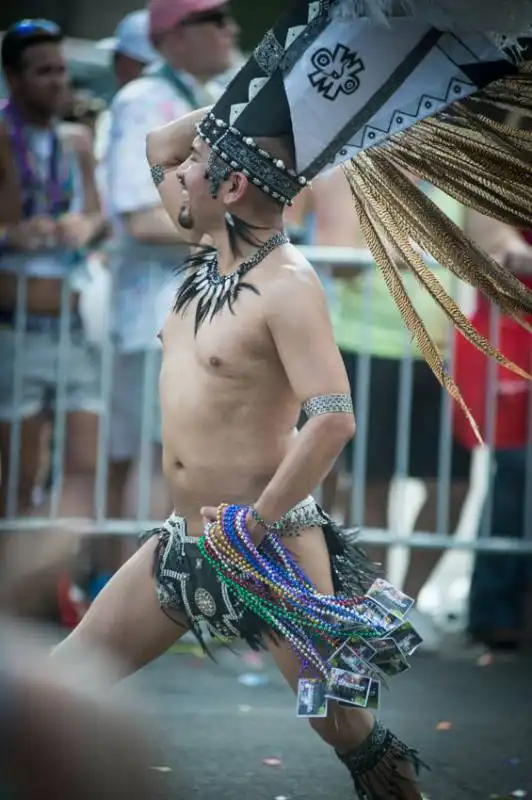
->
[150,163,165,187]
[302,393,354,419]
[250,507,277,532]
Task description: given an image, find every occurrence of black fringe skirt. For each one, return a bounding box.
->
[144,509,379,655]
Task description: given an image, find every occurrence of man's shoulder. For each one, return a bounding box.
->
[274,252,319,286]
[264,254,323,308]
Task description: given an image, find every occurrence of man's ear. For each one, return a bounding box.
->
[224,171,248,206]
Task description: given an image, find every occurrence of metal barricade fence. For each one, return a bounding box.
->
[0,246,531,560]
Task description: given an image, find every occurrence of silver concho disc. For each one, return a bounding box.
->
[194,588,217,618]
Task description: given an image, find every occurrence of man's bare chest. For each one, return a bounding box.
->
[162,298,275,381]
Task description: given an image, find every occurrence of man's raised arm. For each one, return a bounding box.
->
[252,264,356,531]
[145,106,210,238]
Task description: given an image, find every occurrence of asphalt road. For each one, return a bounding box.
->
[123,641,532,800]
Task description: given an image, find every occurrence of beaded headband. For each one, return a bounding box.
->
[197,112,307,206]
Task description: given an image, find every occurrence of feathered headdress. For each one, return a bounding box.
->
[197,0,532,438]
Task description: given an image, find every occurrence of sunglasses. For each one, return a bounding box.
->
[181,5,233,29]
[12,19,62,37]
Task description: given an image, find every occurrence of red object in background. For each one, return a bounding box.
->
[57,572,88,629]
[453,234,532,450]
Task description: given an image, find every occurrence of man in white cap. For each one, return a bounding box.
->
[95,10,159,182]
[88,10,160,597]
[98,10,159,92]
[100,1,239,579]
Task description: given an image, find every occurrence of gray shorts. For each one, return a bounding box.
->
[108,349,162,461]
[0,310,102,422]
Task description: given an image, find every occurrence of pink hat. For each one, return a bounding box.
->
[148,0,227,39]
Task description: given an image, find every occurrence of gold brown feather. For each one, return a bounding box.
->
[343,61,532,438]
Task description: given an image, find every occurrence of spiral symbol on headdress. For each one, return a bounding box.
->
[311,48,333,70]
[342,76,360,95]
[308,44,364,102]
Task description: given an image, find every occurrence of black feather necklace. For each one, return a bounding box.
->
[174,231,289,334]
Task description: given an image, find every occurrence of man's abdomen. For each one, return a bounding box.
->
[162,429,296,536]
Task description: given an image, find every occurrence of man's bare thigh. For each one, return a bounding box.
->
[263,525,334,691]
[282,526,335,593]
[52,538,188,679]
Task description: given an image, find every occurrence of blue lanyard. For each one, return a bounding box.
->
[146,63,200,110]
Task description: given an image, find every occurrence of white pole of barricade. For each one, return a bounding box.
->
[6,273,28,519]
[435,293,457,538]
[394,349,415,479]
[478,303,500,539]
[349,268,373,529]
[93,256,116,525]
[49,275,71,518]
[136,262,158,523]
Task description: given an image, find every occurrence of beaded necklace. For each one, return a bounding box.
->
[2,100,72,218]
[199,504,389,678]
[174,231,289,333]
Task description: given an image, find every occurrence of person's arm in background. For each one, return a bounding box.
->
[0,119,58,247]
[310,166,368,277]
[0,119,21,225]
[57,121,108,248]
[465,208,532,272]
[110,83,198,246]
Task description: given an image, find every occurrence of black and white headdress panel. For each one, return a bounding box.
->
[197,0,517,204]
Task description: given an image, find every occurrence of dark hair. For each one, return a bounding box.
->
[1,19,63,73]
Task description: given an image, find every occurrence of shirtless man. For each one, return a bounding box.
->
[53,4,532,794]
[53,103,424,799]
[0,20,103,524]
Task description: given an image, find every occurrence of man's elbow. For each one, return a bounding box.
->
[339,412,356,443]
[317,412,356,446]
[146,128,164,165]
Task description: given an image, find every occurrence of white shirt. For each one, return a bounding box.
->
[103,71,218,351]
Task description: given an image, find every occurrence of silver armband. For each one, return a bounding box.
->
[302,393,354,418]
[150,164,165,187]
